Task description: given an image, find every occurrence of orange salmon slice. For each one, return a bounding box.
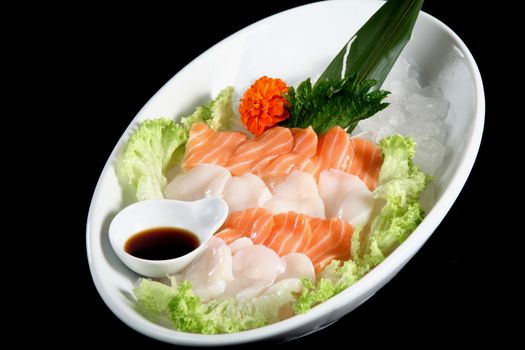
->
[316,126,351,174]
[217,209,355,271]
[346,137,383,190]
[301,126,349,179]
[301,127,382,190]
[263,212,312,256]
[216,207,274,244]
[214,228,245,244]
[305,217,353,272]
[182,123,248,170]
[259,126,318,182]
[225,127,293,176]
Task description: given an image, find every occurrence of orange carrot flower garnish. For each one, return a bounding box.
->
[239,76,290,136]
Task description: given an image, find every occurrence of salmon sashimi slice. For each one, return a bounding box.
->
[182,123,248,170]
[300,126,350,179]
[217,210,354,270]
[214,228,245,244]
[225,127,293,176]
[218,207,274,244]
[345,137,383,190]
[299,131,325,176]
[316,126,351,174]
[305,217,353,272]
[259,127,318,182]
[263,212,312,256]
[299,155,320,176]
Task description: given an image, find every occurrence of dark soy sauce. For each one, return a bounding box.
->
[125,227,199,260]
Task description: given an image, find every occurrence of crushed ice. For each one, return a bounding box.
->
[353,57,449,177]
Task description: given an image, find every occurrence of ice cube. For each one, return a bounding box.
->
[406,93,449,121]
[413,136,447,175]
[420,86,443,99]
[354,56,449,176]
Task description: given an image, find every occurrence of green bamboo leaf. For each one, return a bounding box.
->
[317,0,423,89]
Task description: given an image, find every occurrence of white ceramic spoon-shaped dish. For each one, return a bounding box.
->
[108,198,228,278]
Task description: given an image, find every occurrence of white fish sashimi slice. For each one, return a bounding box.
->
[276,253,315,283]
[177,237,233,302]
[319,169,375,228]
[164,163,231,201]
[229,237,253,254]
[223,244,285,301]
[263,170,325,218]
[222,173,272,212]
[179,237,315,304]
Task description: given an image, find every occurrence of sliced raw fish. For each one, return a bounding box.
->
[164,163,231,201]
[228,237,253,254]
[346,137,383,190]
[319,169,375,228]
[215,208,274,244]
[225,127,293,176]
[222,173,272,212]
[259,127,317,183]
[305,218,353,272]
[222,244,285,301]
[213,228,244,244]
[317,126,351,173]
[263,170,325,218]
[182,123,247,170]
[263,212,312,256]
[176,236,316,303]
[302,126,350,178]
[298,127,382,190]
[276,253,315,282]
[177,237,233,301]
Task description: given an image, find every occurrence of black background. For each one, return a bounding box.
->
[58,0,515,347]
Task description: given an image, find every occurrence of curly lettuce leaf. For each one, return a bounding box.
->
[374,135,428,203]
[135,278,300,334]
[181,86,235,132]
[365,135,429,257]
[134,278,178,314]
[180,100,213,130]
[294,260,363,314]
[168,281,265,334]
[168,280,300,334]
[118,118,187,201]
[367,200,424,256]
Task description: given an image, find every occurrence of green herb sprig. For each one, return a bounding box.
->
[280,0,423,134]
[280,77,389,135]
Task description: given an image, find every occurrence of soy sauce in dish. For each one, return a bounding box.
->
[124,227,199,260]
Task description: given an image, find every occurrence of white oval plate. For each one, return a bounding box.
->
[86,0,484,346]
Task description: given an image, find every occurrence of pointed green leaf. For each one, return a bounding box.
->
[317,0,424,89]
